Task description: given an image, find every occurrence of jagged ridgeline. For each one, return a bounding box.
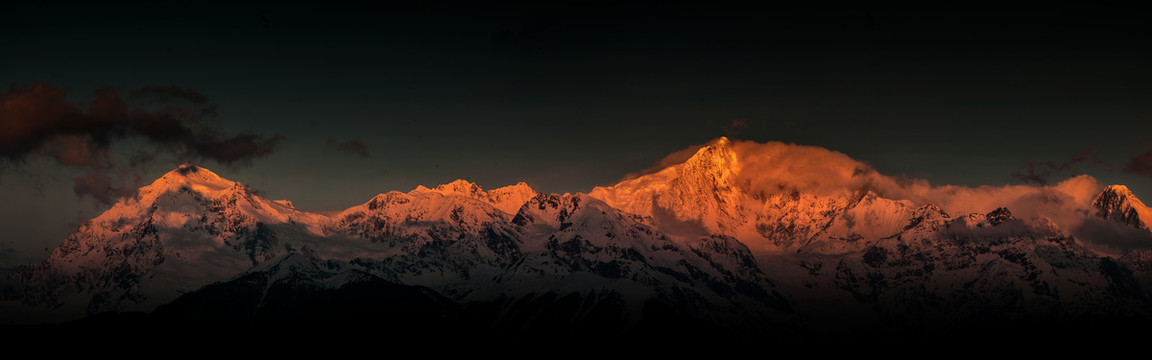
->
[4,138,1152,344]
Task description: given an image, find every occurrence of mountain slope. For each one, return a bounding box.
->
[590,137,753,239]
[769,206,1150,336]
[8,164,337,318]
[334,191,792,335]
[588,137,906,251]
[1094,185,1152,230]
[589,137,1152,334]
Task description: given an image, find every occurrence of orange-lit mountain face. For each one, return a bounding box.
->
[591,137,1131,254]
[4,139,1152,343]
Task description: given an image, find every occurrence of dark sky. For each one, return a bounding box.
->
[2,3,1151,265]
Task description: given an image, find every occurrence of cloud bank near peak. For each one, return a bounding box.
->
[0,82,282,204]
[651,139,1132,249]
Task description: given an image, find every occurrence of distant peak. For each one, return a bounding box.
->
[437,179,482,193]
[912,203,950,221]
[406,180,535,214]
[916,203,945,214]
[491,182,535,195]
[709,136,732,147]
[410,179,481,196]
[1093,184,1150,230]
[1102,184,1135,197]
[985,207,1014,226]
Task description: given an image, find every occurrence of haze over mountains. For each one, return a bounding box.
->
[4,137,1152,343]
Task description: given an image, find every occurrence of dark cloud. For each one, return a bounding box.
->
[325,138,370,158]
[72,172,141,205]
[127,85,210,105]
[175,164,201,175]
[195,132,283,164]
[1012,161,1050,185]
[723,119,748,139]
[1074,218,1152,253]
[1012,149,1109,185]
[39,135,108,167]
[0,82,280,165]
[0,82,281,204]
[1124,146,1152,178]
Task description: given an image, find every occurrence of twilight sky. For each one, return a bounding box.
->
[2,3,1151,266]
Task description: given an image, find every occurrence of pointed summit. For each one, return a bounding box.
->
[410,179,536,214]
[435,179,484,196]
[590,136,748,237]
[101,163,311,227]
[486,182,537,214]
[1097,185,1137,201]
[985,207,1014,226]
[902,203,951,232]
[710,136,732,147]
[1093,185,1152,230]
[686,136,738,171]
[411,179,482,196]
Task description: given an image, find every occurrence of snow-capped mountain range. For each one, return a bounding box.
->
[4,137,1152,340]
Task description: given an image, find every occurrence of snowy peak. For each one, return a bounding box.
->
[985,207,1014,226]
[139,164,312,226]
[591,136,739,198]
[431,179,484,197]
[513,192,627,231]
[589,137,746,236]
[905,204,951,231]
[154,164,236,192]
[82,163,257,226]
[136,163,240,202]
[680,136,740,181]
[338,188,514,247]
[411,179,536,214]
[1100,184,1137,197]
[947,207,1023,231]
[1093,185,1152,230]
[485,182,537,212]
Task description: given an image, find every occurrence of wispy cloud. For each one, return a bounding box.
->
[725,140,1131,249]
[1011,149,1110,185]
[1124,145,1152,178]
[325,138,371,158]
[723,119,748,138]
